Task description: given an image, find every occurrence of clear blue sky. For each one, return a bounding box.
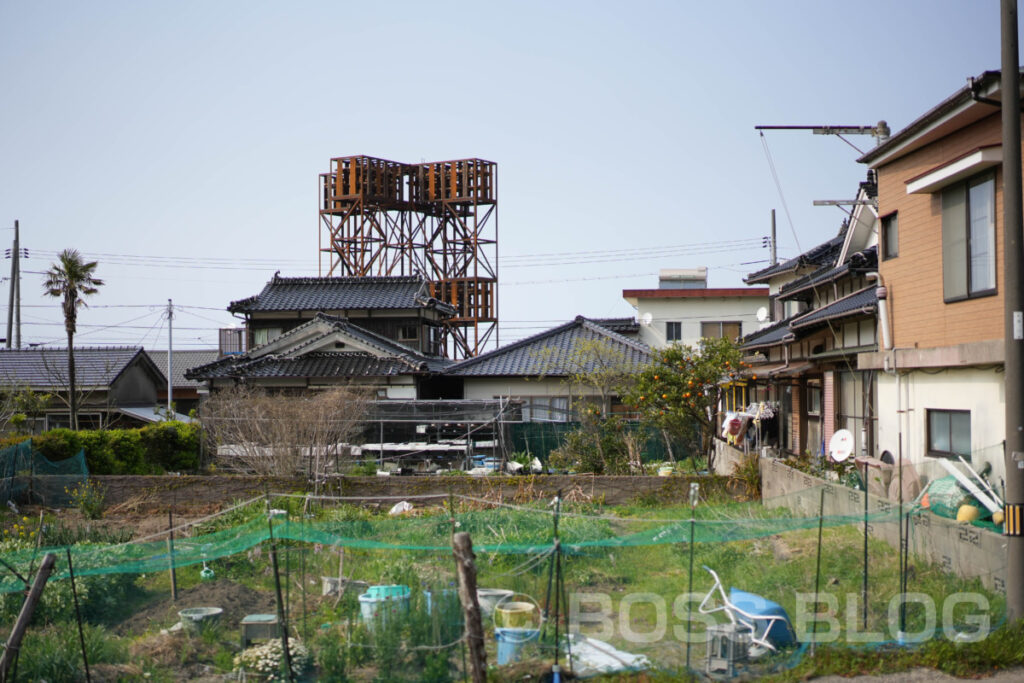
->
[0,1,1015,350]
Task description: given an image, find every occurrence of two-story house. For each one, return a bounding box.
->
[187,275,458,399]
[740,176,881,459]
[857,69,1019,484]
[622,268,769,348]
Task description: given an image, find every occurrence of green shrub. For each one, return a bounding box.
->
[15,623,127,683]
[6,422,200,475]
[139,421,200,471]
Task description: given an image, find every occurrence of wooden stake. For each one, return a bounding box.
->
[453,532,486,683]
[167,509,177,601]
[0,553,57,682]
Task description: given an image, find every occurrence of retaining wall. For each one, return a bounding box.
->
[756,452,1006,593]
[93,473,730,513]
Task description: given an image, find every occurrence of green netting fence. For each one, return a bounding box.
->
[509,422,692,463]
[0,487,1007,681]
[0,438,88,507]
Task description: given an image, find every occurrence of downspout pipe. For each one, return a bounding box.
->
[865,272,892,351]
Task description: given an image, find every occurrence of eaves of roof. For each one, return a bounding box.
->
[227,274,455,315]
[858,70,1005,166]
[744,231,847,284]
[779,247,878,301]
[789,287,878,330]
[739,317,796,350]
[190,352,422,381]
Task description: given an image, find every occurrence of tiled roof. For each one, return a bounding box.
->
[592,317,641,334]
[447,316,650,377]
[779,246,878,299]
[228,274,455,315]
[186,313,451,381]
[790,287,878,329]
[0,347,162,388]
[739,318,794,350]
[146,350,220,388]
[187,352,419,380]
[744,230,847,284]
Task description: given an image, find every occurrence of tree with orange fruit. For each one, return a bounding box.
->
[622,336,744,472]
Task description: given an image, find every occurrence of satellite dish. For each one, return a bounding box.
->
[640,312,653,327]
[829,429,855,462]
[756,306,769,322]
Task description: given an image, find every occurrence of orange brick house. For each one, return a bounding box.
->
[857,70,1020,484]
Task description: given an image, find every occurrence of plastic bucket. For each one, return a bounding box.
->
[476,588,514,618]
[358,585,410,627]
[495,601,536,628]
[495,627,539,665]
[658,466,674,477]
[178,607,223,632]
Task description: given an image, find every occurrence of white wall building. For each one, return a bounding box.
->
[622,268,769,348]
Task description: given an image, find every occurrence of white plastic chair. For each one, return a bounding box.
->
[697,565,791,655]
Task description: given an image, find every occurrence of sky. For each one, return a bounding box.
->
[0,1,1018,352]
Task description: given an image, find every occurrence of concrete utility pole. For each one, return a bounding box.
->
[167,299,173,417]
[1001,0,1024,622]
[5,220,19,350]
[770,209,778,266]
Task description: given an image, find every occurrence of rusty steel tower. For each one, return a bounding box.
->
[319,156,497,359]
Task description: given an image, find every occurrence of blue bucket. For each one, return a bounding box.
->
[495,627,539,665]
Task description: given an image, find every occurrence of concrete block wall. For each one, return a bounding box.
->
[760,457,1006,593]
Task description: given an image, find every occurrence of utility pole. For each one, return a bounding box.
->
[1000,0,1024,622]
[166,299,173,417]
[770,209,778,266]
[5,221,19,350]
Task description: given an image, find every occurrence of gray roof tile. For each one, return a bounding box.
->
[447,316,650,377]
[739,318,794,349]
[146,350,220,388]
[228,274,455,315]
[0,347,162,388]
[791,287,878,329]
[189,352,417,380]
[745,231,847,284]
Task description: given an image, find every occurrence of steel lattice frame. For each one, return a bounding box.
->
[319,156,497,359]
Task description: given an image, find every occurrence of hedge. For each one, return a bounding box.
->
[0,421,201,474]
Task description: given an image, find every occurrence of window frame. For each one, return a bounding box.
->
[942,171,997,303]
[665,321,682,342]
[806,380,822,417]
[926,408,972,461]
[700,320,742,341]
[881,212,898,260]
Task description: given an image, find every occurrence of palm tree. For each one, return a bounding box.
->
[43,249,103,430]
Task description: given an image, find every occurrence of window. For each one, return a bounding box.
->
[666,321,682,342]
[942,172,996,301]
[523,396,570,422]
[806,381,821,416]
[927,409,971,460]
[838,371,873,457]
[252,326,283,347]
[838,319,876,349]
[398,325,419,341]
[881,213,898,260]
[701,321,741,341]
[46,413,102,430]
